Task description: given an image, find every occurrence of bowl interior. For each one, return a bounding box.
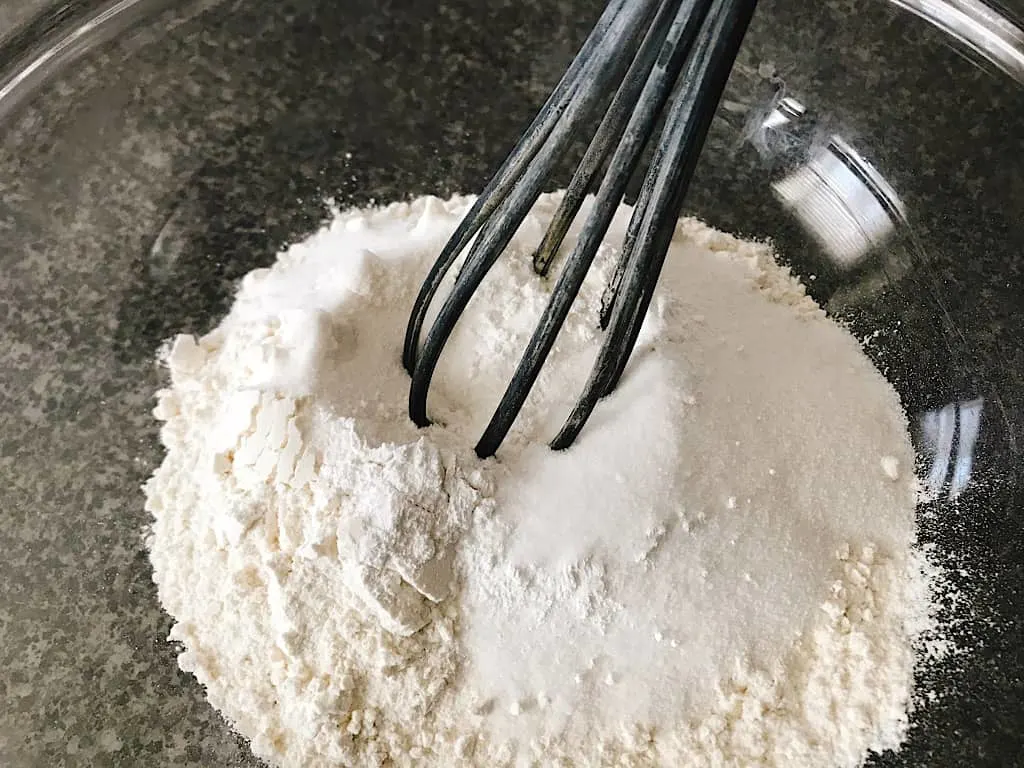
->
[1,0,1023,765]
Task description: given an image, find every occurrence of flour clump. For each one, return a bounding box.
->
[145,192,935,767]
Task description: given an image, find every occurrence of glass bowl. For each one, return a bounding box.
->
[1,0,1022,765]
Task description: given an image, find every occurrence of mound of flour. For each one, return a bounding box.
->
[145,192,934,767]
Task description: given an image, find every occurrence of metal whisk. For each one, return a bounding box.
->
[403,0,758,458]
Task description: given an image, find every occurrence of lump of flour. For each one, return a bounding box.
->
[145,192,936,767]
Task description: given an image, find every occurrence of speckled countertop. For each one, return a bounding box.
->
[1,0,1023,766]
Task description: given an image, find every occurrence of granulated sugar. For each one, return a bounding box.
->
[145,192,937,767]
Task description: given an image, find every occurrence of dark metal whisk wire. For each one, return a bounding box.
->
[403,0,758,458]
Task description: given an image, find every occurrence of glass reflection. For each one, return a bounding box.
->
[950,397,983,498]
[746,95,807,161]
[762,95,806,130]
[918,398,984,500]
[772,136,907,269]
[888,0,1024,84]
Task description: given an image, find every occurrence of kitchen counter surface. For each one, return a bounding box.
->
[1,0,1023,766]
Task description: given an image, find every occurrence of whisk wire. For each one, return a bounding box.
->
[400,0,638,375]
[475,0,718,458]
[531,0,691,279]
[552,0,759,450]
[406,0,662,429]
[602,0,758,397]
[404,0,758,456]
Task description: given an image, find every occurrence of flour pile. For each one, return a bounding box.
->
[145,192,935,767]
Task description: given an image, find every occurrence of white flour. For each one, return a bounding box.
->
[145,192,935,767]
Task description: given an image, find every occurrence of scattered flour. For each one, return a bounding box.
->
[145,192,937,767]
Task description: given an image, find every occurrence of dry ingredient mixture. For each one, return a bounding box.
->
[145,192,937,767]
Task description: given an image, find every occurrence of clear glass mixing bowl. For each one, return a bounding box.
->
[1,0,1022,765]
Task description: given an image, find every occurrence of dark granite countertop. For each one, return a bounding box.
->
[1,0,1023,765]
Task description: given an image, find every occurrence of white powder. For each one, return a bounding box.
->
[145,192,935,767]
